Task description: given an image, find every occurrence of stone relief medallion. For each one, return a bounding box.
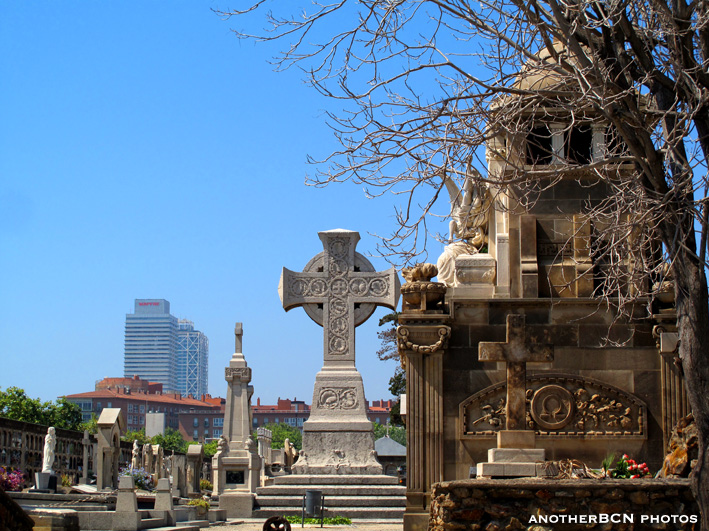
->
[329,238,348,258]
[531,385,575,430]
[291,279,307,296]
[331,299,347,316]
[369,278,388,297]
[319,389,339,408]
[331,279,348,296]
[341,389,357,409]
[318,387,359,409]
[459,374,647,439]
[330,259,347,275]
[310,279,327,296]
[331,317,348,333]
[329,336,347,354]
[349,278,368,295]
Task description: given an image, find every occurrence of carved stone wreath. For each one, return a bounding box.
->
[318,387,359,410]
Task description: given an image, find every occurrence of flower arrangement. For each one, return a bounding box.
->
[199,479,213,492]
[0,466,25,492]
[603,454,650,478]
[187,497,210,514]
[119,466,154,491]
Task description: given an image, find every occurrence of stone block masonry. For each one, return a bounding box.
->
[429,478,699,530]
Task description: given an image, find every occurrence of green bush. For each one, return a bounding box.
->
[199,478,213,492]
[187,498,210,510]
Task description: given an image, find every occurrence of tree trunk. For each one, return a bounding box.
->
[674,246,709,530]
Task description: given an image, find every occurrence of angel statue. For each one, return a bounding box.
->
[437,161,493,286]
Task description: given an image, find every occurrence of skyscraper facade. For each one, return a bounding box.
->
[123,299,208,396]
[177,319,209,398]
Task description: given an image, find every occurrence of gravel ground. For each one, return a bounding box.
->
[214,518,404,531]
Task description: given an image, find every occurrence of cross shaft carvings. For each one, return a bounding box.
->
[279,230,400,367]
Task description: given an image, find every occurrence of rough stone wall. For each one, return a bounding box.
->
[430,478,698,531]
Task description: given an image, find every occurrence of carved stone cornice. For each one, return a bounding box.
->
[225,367,252,383]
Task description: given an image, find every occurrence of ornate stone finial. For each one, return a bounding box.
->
[234,322,243,353]
[400,263,447,313]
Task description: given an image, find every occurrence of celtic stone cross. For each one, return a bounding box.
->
[279,229,400,369]
[478,314,553,431]
[278,229,400,474]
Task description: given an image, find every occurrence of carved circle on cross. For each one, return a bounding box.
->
[299,252,377,327]
[369,278,387,296]
[349,278,368,295]
[331,279,348,296]
[329,238,348,258]
[310,279,327,296]
[329,336,347,353]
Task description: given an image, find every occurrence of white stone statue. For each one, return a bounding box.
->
[437,161,493,286]
[42,427,56,473]
[131,440,140,471]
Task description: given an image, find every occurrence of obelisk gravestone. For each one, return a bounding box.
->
[279,229,400,474]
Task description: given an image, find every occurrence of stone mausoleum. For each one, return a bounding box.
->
[397,52,683,530]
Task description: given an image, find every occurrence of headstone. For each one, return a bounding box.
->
[81,430,91,484]
[152,445,164,480]
[186,444,204,495]
[154,477,176,526]
[113,475,141,531]
[279,229,400,474]
[96,408,125,491]
[476,314,553,477]
[213,323,261,517]
[256,427,272,483]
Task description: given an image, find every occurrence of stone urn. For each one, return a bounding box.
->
[401,263,447,312]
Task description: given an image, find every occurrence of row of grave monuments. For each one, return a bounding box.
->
[33,408,203,498]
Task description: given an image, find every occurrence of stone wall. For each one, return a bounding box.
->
[444,299,663,478]
[430,478,699,531]
[0,417,87,486]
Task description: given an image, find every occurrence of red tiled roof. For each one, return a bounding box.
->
[63,389,220,409]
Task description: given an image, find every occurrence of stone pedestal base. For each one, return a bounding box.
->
[295,369,383,475]
[293,430,382,475]
[34,472,52,491]
[219,492,254,518]
[497,430,535,449]
[476,444,546,478]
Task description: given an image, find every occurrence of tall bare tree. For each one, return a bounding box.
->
[221,0,709,524]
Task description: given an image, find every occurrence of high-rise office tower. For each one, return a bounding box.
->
[177,319,209,398]
[124,299,208,396]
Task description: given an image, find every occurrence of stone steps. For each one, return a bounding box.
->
[140,517,166,529]
[253,506,405,519]
[251,474,405,520]
[271,475,399,485]
[257,495,405,507]
[257,486,404,496]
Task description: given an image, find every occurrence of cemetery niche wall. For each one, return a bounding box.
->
[397,51,683,531]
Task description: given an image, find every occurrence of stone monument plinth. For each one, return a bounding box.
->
[213,323,260,517]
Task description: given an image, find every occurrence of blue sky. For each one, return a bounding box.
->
[0,2,450,406]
